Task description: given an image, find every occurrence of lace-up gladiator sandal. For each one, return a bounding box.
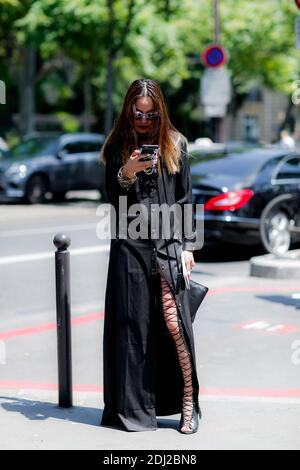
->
[159,272,199,434]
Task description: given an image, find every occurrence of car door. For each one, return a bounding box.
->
[74,140,103,189]
[55,141,92,190]
[272,155,300,194]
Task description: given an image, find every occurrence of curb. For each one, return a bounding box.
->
[250,250,300,279]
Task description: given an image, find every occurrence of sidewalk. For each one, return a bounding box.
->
[0,388,299,450]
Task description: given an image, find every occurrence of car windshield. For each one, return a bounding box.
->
[188,143,264,164]
[190,151,268,178]
[188,151,225,166]
[3,137,57,160]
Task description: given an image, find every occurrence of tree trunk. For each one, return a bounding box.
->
[104,0,114,136]
[278,98,295,137]
[83,72,92,132]
[19,46,36,136]
[103,0,136,136]
[104,53,114,136]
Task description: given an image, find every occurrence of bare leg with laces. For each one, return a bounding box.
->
[158,266,194,433]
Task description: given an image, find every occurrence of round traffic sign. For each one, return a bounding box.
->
[295,0,300,10]
[201,44,227,68]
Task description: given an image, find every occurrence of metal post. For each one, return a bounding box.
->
[213,0,223,142]
[214,0,220,43]
[53,233,73,408]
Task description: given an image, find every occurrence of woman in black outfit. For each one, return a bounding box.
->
[100,78,201,434]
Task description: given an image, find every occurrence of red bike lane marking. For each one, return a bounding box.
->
[0,381,300,398]
[0,381,103,392]
[0,311,104,341]
[0,285,299,342]
[199,387,300,398]
[208,286,300,295]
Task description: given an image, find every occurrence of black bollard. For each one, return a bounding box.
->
[53,233,73,408]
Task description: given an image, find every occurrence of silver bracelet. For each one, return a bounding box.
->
[117,165,137,190]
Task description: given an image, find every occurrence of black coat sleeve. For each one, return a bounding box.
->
[104,143,137,207]
[175,137,197,252]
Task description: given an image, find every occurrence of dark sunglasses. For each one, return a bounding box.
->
[133,108,159,121]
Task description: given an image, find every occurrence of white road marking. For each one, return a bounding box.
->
[267,325,284,332]
[241,322,288,332]
[0,223,96,238]
[0,244,110,265]
[243,321,270,330]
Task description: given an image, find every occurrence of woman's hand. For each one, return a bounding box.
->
[183,250,195,276]
[122,149,154,179]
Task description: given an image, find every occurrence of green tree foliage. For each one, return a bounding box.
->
[0,0,299,135]
[0,1,33,110]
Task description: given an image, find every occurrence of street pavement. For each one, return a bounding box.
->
[0,192,299,450]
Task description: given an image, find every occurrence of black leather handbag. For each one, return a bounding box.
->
[188,279,209,323]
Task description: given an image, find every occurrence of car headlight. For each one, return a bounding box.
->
[5,163,27,177]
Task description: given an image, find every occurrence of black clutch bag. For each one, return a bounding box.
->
[188,279,209,323]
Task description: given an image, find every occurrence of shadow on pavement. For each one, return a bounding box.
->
[256,295,300,310]
[0,396,181,432]
[0,396,101,427]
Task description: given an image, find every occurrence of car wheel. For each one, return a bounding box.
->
[24,174,49,204]
[261,209,291,255]
[52,191,67,202]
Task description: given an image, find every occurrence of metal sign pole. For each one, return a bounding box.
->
[213,0,221,141]
[214,0,220,43]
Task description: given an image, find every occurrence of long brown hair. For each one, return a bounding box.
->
[100,78,183,175]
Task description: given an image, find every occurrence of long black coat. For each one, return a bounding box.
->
[101,135,201,432]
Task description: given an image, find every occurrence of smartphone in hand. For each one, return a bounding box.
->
[139,144,159,161]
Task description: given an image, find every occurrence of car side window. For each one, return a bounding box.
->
[189,151,225,165]
[62,141,101,155]
[88,141,102,152]
[273,156,300,182]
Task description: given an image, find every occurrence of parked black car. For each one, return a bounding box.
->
[0,133,106,203]
[190,147,300,248]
